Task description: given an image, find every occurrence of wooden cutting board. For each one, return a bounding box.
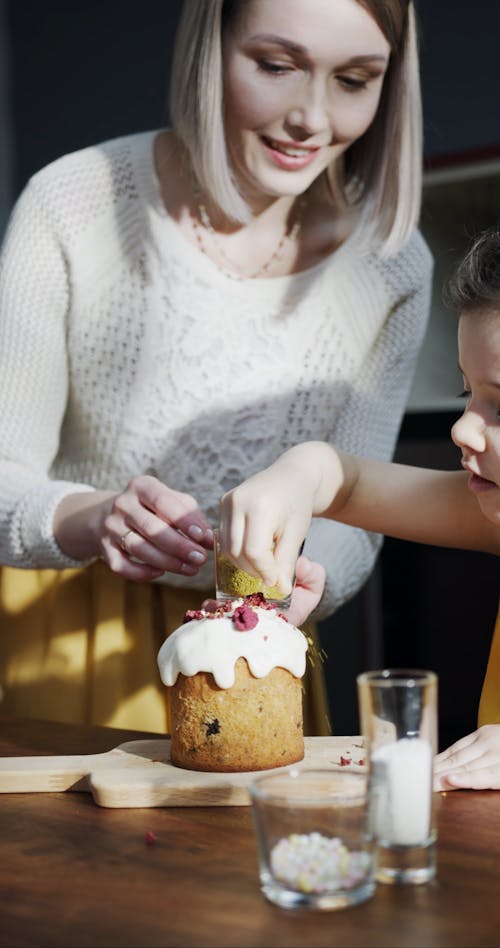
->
[0,736,365,808]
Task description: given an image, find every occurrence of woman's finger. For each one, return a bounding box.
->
[106,511,208,570]
[105,478,212,571]
[102,536,168,581]
[135,476,212,538]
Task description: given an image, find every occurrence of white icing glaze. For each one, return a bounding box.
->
[157,600,307,689]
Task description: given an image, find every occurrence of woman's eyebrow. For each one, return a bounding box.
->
[247,35,388,66]
[247,33,306,55]
[342,53,389,66]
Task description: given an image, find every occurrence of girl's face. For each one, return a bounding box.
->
[222,0,391,209]
[451,309,500,527]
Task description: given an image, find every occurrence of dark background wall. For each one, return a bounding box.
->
[2,0,500,746]
[6,0,180,197]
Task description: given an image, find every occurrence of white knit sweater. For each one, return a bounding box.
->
[0,131,433,618]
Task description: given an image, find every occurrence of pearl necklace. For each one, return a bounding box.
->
[192,190,304,280]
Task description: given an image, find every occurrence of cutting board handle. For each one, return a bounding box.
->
[0,739,171,793]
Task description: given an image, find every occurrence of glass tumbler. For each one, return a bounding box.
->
[249,768,376,910]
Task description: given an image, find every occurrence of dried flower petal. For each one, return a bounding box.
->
[232,604,259,630]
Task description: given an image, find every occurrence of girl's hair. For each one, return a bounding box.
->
[170,0,421,256]
[446,229,500,314]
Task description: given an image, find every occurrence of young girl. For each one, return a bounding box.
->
[219,228,500,789]
[0,0,430,733]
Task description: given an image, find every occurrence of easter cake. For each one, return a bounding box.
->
[157,594,307,772]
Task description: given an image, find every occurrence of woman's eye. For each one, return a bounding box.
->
[458,389,470,399]
[337,75,368,91]
[257,59,293,75]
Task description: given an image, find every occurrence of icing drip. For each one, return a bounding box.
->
[157,598,307,689]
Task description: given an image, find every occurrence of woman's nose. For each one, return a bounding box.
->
[286,78,330,137]
[451,408,487,454]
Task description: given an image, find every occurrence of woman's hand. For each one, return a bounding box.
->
[433,725,500,790]
[54,475,214,582]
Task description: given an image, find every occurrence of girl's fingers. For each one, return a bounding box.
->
[443,766,500,790]
[434,731,478,770]
[284,557,325,627]
[219,501,279,584]
[434,726,500,773]
[273,531,309,597]
[433,726,500,791]
[434,764,500,792]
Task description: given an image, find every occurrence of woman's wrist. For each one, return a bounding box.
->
[53,490,117,560]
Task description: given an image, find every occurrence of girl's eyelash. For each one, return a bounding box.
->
[458,389,470,398]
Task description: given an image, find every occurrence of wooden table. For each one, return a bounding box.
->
[1,717,500,948]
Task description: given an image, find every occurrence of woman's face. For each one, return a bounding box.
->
[222,0,391,208]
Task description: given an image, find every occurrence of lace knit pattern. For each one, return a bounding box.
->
[0,131,433,618]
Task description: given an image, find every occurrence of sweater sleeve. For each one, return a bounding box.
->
[0,179,95,568]
[304,232,434,620]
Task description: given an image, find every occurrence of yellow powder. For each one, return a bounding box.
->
[217,554,286,601]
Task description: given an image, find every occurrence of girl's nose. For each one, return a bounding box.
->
[451,408,487,454]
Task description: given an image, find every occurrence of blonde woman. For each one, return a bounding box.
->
[0,0,431,734]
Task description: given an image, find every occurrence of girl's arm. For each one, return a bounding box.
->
[219,441,500,595]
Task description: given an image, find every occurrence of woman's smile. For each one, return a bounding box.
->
[261,135,321,170]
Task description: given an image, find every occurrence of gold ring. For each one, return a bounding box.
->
[120,529,134,552]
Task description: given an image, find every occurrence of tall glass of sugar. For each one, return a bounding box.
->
[357,669,438,885]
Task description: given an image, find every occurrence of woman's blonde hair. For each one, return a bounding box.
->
[170,0,422,256]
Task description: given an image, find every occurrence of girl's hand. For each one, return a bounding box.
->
[55,475,214,582]
[285,555,326,628]
[218,446,321,597]
[433,725,500,790]
[202,555,325,629]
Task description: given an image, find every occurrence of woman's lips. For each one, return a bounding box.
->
[261,135,320,171]
[468,472,498,494]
